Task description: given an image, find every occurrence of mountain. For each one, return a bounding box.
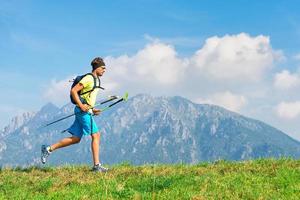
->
[1,112,36,137]
[0,94,299,167]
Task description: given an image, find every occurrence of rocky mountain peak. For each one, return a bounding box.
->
[1,112,36,137]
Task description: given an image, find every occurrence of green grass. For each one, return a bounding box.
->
[0,158,299,199]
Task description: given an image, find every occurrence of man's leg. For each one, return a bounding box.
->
[50,136,81,151]
[91,132,100,165]
[90,132,108,172]
[41,136,81,164]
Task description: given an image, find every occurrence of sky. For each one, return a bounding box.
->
[1,0,300,141]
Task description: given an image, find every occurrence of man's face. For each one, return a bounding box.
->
[96,66,106,76]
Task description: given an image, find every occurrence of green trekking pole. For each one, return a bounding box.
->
[42,95,119,128]
[100,92,129,112]
[60,92,129,133]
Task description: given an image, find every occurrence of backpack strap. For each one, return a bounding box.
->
[95,76,105,90]
[90,74,105,90]
[80,73,104,96]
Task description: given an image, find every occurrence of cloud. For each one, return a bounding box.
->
[275,101,300,119]
[192,33,283,81]
[43,77,73,106]
[103,33,286,99]
[274,70,300,90]
[195,91,247,112]
[100,34,287,115]
[105,41,188,86]
[133,42,188,84]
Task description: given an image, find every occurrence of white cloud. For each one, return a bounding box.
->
[104,34,285,97]
[105,55,130,77]
[192,33,283,81]
[275,101,300,119]
[43,77,73,106]
[274,70,300,90]
[100,76,119,94]
[195,91,247,112]
[133,42,188,84]
[105,41,188,88]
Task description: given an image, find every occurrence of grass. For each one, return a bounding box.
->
[0,158,299,199]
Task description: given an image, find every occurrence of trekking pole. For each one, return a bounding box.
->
[60,92,129,133]
[100,92,129,112]
[42,95,119,128]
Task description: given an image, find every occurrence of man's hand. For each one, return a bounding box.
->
[79,104,90,112]
[93,108,101,115]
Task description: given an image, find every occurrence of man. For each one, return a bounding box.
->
[41,57,108,172]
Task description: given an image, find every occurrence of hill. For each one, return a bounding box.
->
[0,159,299,199]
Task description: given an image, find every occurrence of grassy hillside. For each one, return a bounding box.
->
[0,159,299,200]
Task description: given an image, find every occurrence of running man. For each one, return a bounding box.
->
[41,57,108,172]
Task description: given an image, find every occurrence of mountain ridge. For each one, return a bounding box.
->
[0,94,299,167]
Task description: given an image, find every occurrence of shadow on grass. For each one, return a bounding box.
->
[7,166,54,173]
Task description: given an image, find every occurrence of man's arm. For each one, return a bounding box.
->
[71,83,90,112]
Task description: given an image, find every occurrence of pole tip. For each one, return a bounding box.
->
[123,92,129,101]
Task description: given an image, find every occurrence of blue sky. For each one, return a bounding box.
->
[1,0,300,140]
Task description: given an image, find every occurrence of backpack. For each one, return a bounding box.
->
[70,73,104,105]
